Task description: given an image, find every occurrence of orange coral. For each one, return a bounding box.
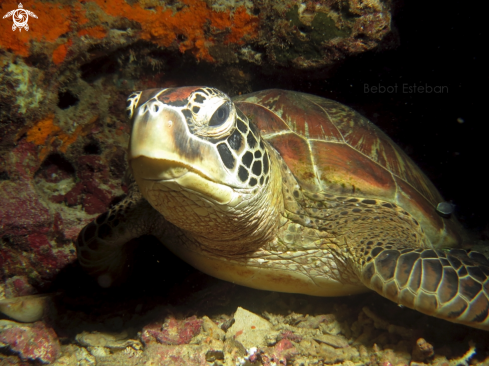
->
[58,115,99,153]
[26,115,60,146]
[93,0,259,62]
[222,7,259,44]
[26,115,98,161]
[26,115,60,161]
[0,0,87,57]
[52,40,72,65]
[0,0,258,62]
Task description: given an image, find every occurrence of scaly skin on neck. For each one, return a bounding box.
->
[138,145,285,257]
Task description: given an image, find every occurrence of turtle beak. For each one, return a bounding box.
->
[128,100,236,204]
[128,105,191,180]
[129,105,180,164]
[128,100,227,184]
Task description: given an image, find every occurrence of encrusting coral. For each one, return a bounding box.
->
[26,114,98,161]
[0,0,259,63]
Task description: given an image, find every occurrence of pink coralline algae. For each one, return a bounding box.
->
[51,155,119,215]
[1,142,51,238]
[141,316,203,346]
[279,330,303,342]
[0,321,61,364]
[252,339,298,366]
[144,343,209,366]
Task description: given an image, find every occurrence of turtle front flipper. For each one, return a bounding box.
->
[354,246,489,330]
[76,187,160,287]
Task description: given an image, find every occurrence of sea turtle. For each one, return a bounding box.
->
[76,87,489,331]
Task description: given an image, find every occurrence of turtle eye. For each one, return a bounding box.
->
[209,103,230,126]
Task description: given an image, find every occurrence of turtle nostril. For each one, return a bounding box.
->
[153,105,159,113]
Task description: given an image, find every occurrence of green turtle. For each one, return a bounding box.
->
[76,87,489,331]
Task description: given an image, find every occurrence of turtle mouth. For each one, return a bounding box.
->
[132,156,235,204]
[142,160,190,181]
[131,156,207,182]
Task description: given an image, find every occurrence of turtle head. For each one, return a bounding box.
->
[127,87,281,252]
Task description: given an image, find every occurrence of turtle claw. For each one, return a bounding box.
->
[0,294,52,323]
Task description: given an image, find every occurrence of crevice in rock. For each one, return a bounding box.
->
[35,153,76,183]
[57,90,79,109]
[83,140,102,155]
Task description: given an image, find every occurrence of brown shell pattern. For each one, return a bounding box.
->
[233,89,462,248]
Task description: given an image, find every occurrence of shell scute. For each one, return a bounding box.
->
[235,102,288,135]
[236,89,343,141]
[265,132,318,192]
[311,140,396,197]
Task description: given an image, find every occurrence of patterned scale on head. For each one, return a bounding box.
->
[75,87,489,331]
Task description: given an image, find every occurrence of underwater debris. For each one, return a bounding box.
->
[76,330,142,350]
[258,339,298,366]
[202,315,226,341]
[144,343,210,365]
[411,338,435,363]
[141,316,203,346]
[1,296,487,365]
[227,307,277,349]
